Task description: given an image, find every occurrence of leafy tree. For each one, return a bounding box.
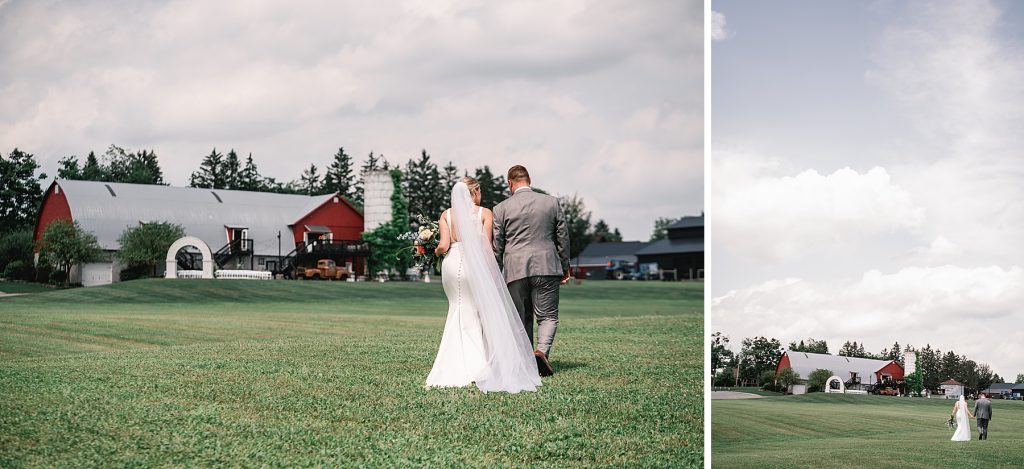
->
[776,367,801,390]
[651,217,679,241]
[807,368,834,393]
[57,155,82,179]
[918,344,942,391]
[0,229,34,279]
[711,332,734,376]
[36,219,100,285]
[238,153,262,191]
[558,193,592,261]
[404,150,445,219]
[324,147,357,201]
[298,164,322,195]
[1016,374,1024,384]
[190,148,226,189]
[905,353,924,395]
[222,150,241,189]
[353,151,382,204]
[116,222,185,277]
[0,148,47,234]
[739,336,783,385]
[788,338,829,354]
[473,165,510,209]
[975,364,995,395]
[102,145,164,184]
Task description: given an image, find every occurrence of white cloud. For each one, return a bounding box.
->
[710,10,730,42]
[0,0,702,241]
[712,264,1024,377]
[711,151,925,262]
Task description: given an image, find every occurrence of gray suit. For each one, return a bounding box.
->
[974,397,992,440]
[493,187,570,355]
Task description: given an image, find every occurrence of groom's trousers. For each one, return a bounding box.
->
[977,418,989,440]
[507,275,560,356]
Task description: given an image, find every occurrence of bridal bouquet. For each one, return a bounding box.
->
[398,215,440,271]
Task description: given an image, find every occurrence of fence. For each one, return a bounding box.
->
[215,270,272,280]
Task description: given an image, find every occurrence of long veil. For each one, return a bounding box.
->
[450,182,541,393]
[957,395,968,421]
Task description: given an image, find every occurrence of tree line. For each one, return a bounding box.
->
[710,332,1012,395]
[2,145,660,283]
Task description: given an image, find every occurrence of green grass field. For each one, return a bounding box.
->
[0,279,702,467]
[713,393,1024,468]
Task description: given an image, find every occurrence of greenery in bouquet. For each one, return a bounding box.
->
[398,214,441,272]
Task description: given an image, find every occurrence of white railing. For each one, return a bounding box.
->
[172,270,205,279]
[215,270,272,280]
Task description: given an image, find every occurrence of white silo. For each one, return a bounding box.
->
[904,350,916,375]
[363,170,394,231]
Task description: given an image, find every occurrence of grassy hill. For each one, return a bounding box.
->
[1,279,703,467]
[713,392,1024,468]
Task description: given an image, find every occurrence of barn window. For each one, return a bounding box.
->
[55,185,61,195]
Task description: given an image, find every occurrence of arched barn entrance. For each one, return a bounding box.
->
[165,236,214,279]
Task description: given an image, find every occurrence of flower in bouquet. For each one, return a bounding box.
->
[397,214,441,271]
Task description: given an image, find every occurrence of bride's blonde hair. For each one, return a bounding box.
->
[462,176,480,192]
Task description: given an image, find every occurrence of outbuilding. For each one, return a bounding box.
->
[34,180,367,285]
[775,350,905,392]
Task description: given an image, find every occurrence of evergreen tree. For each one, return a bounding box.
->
[238,153,262,191]
[223,150,241,189]
[442,161,459,190]
[473,165,509,209]
[404,150,445,218]
[589,219,623,243]
[0,148,47,234]
[353,151,382,204]
[323,147,356,200]
[190,148,225,189]
[82,151,103,180]
[299,164,321,195]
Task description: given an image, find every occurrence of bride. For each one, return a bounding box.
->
[424,177,541,393]
[950,395,974,441]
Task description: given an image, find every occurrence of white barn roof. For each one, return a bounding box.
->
[55,180,335,256]
[782,351,897,383]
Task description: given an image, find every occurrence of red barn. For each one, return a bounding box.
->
[776,350,905,392]
[34,180,367,285]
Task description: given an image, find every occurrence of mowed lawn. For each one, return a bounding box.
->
[713,393,1024,468]
[0,279,702,467]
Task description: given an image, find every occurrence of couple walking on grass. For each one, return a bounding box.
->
[950,393,993,441]
[424,165,571,394]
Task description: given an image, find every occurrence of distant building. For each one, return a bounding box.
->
[570,241,650,280]
[939,379,964,399]
[569,215,704,280]
[636,215,703,279]
[980,382,1024,398]
[34,180,367,286]
[775,350,904,392]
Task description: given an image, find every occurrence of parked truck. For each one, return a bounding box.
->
[295,259,352,280]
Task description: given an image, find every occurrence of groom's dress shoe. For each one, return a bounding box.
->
[534,350,554,377]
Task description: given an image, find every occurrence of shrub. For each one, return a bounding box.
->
[34,265,52,283]
[120,264,150,281]
[807,368,834,393]
[48,269,68,285]
[3,259,32,281]
[0,229,34,274]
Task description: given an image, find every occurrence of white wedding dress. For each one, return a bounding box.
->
[951,395,971,441]
[425,183,541,393]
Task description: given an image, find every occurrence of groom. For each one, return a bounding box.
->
[493,165,571,377]
[974,393,992,440]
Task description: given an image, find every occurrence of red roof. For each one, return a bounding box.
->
[941,379,962,385]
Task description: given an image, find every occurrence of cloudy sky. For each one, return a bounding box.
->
[711,0,1024,378]
[0,0,702,241]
